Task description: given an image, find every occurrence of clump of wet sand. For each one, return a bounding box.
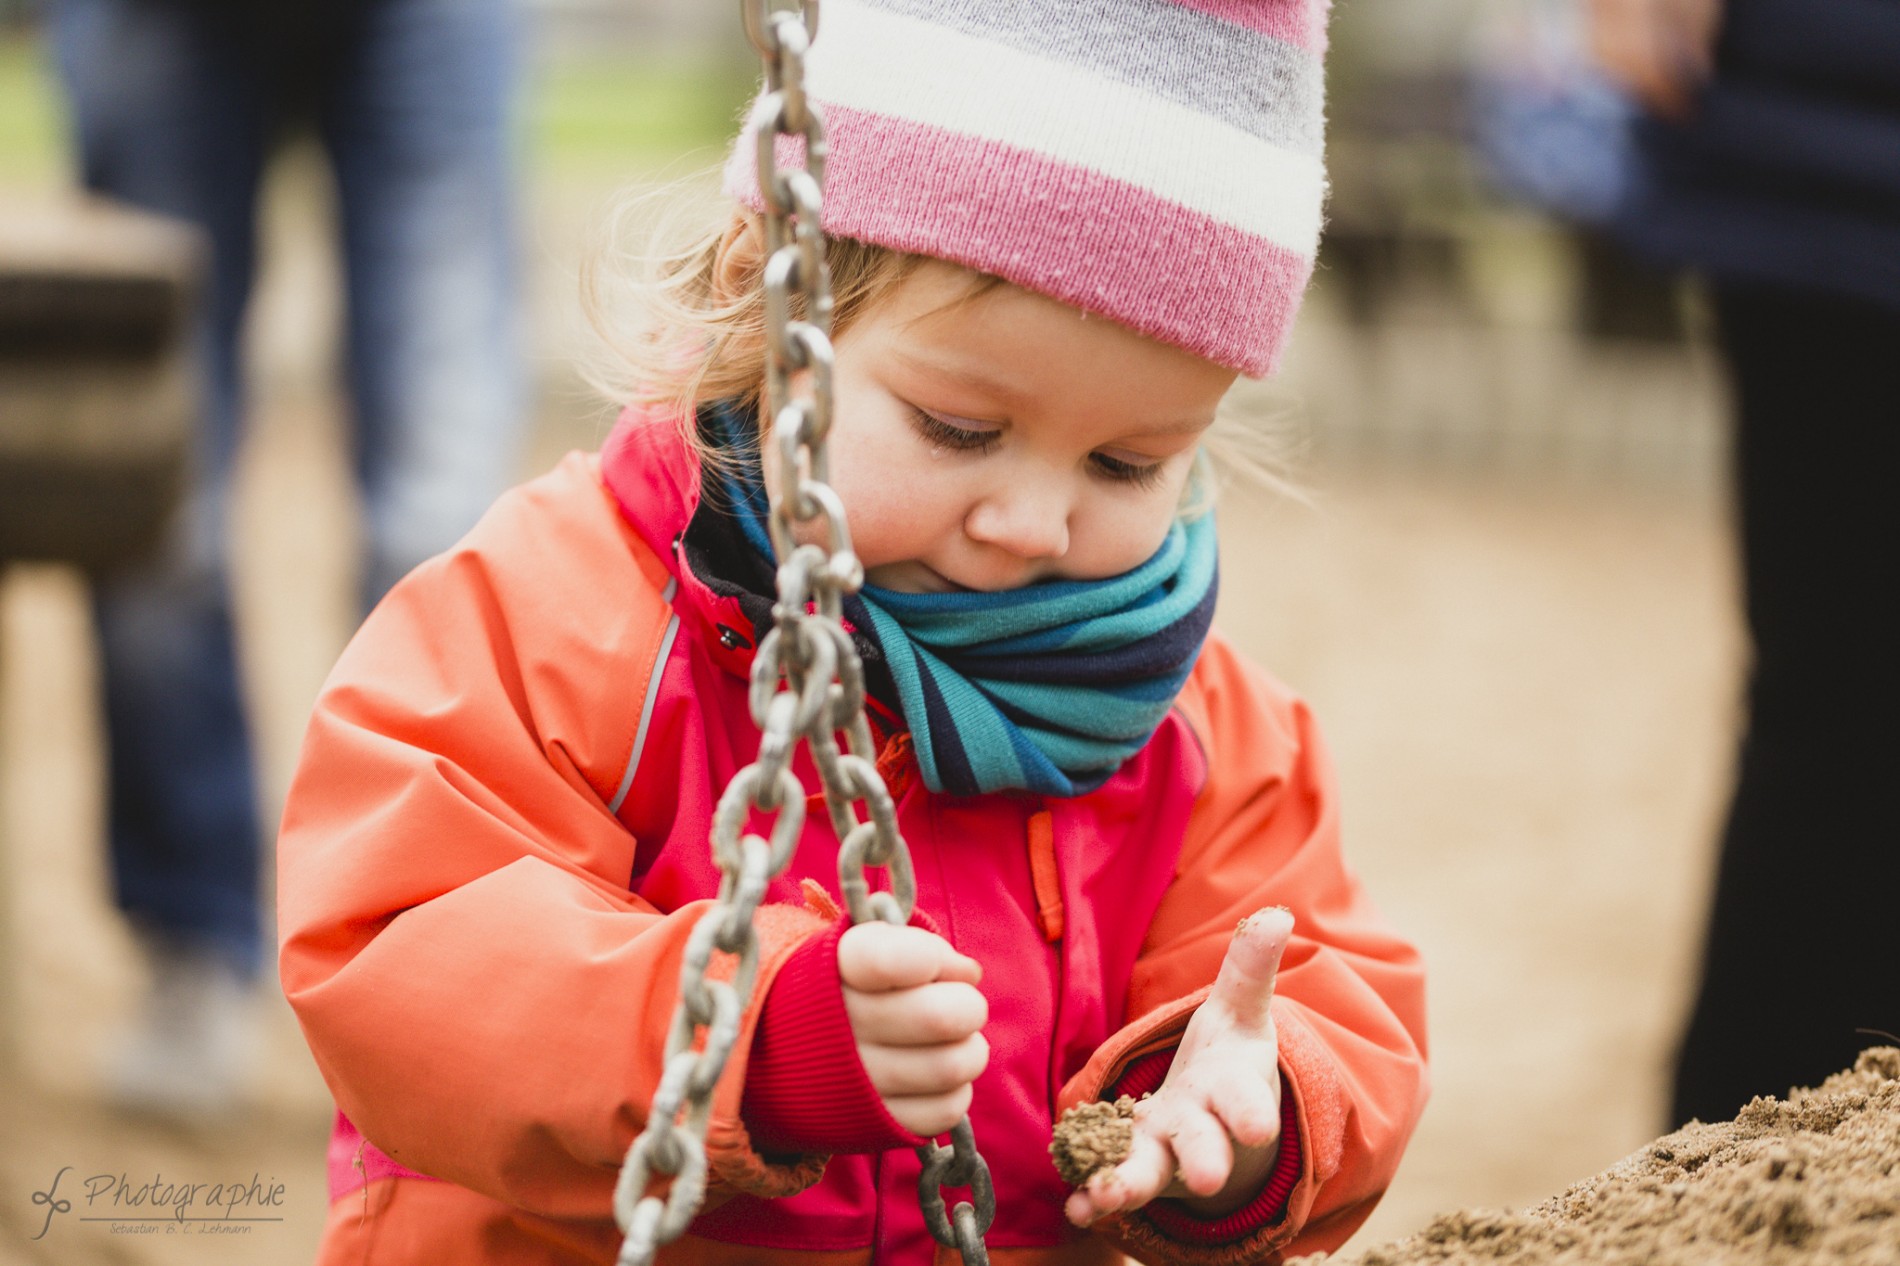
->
[1051,1095,1141,1187]
[1303,1047,1900,1266]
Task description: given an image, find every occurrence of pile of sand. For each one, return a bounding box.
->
[1304,1048,1900,1266]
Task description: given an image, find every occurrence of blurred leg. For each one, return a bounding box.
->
[51,0,269,977]
[1670,282,1900,1126]
[319,0,529,611]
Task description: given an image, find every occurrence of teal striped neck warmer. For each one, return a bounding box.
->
[707,401,1219,798]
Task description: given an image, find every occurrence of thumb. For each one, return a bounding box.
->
[1208,906,1294,1030]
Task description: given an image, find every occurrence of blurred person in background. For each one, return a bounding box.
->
[47,0,528,1114]
[1586,0,1900,1125]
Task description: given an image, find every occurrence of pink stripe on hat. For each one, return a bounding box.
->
[728,105,1313,377]
[1173,0,1332,51]
[729,0,1331,377]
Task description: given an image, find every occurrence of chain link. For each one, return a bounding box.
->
[613,4,994,1262]
[917,1119,997,1266]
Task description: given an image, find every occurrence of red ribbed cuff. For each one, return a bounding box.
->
[741,918,928,1155]
[1110,1049,1304,1244]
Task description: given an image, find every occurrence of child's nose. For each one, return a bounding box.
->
[964,480,1071,561]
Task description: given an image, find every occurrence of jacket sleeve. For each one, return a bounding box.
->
[1057,631,1429,1263]
[277,455,829,1223]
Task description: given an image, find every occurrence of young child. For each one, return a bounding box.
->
[278,2,1429,1262]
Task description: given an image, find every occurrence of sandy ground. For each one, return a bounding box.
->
[1315,1050,1900,1266]
[1,154,1742,1262]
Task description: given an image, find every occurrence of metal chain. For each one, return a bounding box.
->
[613,4,994,1263]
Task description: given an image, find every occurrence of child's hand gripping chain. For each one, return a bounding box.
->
[840,924,990,1137]
[1061,907,1295,1226]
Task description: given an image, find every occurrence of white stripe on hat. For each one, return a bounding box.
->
[799,0,1328,256]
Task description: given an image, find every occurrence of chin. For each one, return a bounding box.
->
[867,563,979,595]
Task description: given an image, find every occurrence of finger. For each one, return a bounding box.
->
[1208,907,1293,1030]
[857,1033,989,1098]
[838,924,982,992]
[1211,1074,1283,1151]
[883,1085,974,1138]
[845,981,988,1046]
[1166,1107,1236,1197]
[1080,1123,1175,1218]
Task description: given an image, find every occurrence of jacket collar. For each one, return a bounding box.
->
[599,404,911,748]
[599,404,763,680]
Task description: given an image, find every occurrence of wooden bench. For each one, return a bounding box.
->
[0,194,203,1068]
[1,194,201,570]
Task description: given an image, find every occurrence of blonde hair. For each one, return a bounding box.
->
[582,177,929,478]
[582,172,1301,506]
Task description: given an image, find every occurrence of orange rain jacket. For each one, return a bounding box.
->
[279,408,1429,1265]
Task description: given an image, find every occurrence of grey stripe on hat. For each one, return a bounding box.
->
[855,0,1324,156]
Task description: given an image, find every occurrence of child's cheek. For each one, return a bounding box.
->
[829,441,947,569]
[843,497,927,573]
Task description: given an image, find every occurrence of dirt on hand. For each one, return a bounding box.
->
[1051,1095,1142,1187]
[1301,1048,1900,1266]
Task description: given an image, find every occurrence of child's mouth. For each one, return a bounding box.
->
[917,564,977,594]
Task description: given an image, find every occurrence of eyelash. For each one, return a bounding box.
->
[913,409,999,454]
[1090,452,1169,491]
[910,409,1169,490]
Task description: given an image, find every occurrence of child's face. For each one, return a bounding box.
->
[766,261,1237,593]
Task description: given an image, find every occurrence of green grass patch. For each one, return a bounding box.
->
[529,51,753,174]
[0,36,749,188]
[0,34,67,189]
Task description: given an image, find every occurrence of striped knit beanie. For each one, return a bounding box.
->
[724,0,1332,378]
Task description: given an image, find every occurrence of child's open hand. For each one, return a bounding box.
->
[839,922,989,1138]
[1064,907,1294,1227]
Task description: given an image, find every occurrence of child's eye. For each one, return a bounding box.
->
[1089,451,1168,490]
[912,408,1001,454]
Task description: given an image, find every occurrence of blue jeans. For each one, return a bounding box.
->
[51,0,528,975]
